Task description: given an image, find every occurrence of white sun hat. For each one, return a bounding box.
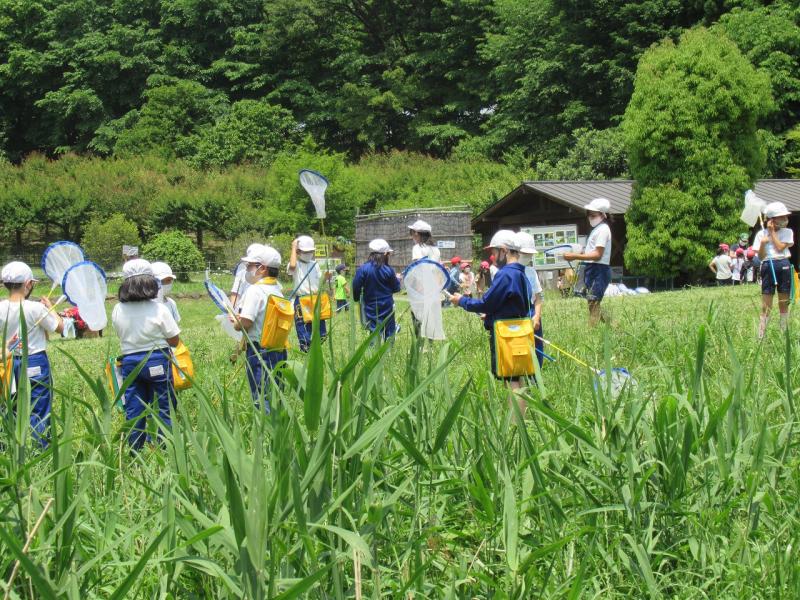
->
[408,219,432,233]
[485,230,520,251]
[764,201,791,219]
[150,262,175,281]
[368,238,393,253]
[1,261,37,284]
[514,231,537,254]
[243,245,282,268]
[296,235,316,252]
[122,258,153,279]
[584,197,611,214]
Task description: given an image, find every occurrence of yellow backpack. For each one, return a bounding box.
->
[297,292,332,323]
[171,342,194,390]
[493,318,537,378]
[0,354,13,394]
[261,295,294,350]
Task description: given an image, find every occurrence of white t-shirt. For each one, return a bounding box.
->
[230,263,250,309]
[730,257,743,281]
[289,260,321,296]
[753,228,794,260]
[0,299,59,355]
[238,279,284,341]
[585,223,612,265]
[489,264,498,279]
[524,266,543,299]
[412,244,441,262]
[163,297,181,323]
[712,255,732,279]
[112,301,180,355]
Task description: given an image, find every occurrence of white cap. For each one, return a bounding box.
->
[514,231,537,254]
[584,197,611,214]
[368,238,393,253]
[122,258,153,279]
[1,261,37,284]
[296,235,315,252]
[764,201,791,219]
[485,230,520,251]
[151,261,175,281]
[243,245,281,268]
[246,242,264,256]
[408,219,432,233]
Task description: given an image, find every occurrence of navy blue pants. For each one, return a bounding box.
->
[245,344,287,413]
[294,298,328,352]
[584,263,612,301]
[120,350,174,450]
[760,259,792,295]
[12,351,52,448]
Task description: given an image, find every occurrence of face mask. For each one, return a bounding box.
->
[161,282,173,295]
[588,215,603,228]
[776,218,789,229]
[245,268,260,284]
[299,251,314,262]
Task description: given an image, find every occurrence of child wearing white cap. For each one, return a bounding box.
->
[288,235,329,352]
[0,261,64,447]
[352,239,401,340]
[232,245,286,412]
[564,198,613,326]
[229,243,264,310]
[151,261,180,323]
[111,259,181,451]
[409,220,441,262]
[754,201,794,337]
[515,231,545,367]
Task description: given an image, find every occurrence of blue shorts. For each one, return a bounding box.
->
[584,263,611,301]
[760,259,792,295]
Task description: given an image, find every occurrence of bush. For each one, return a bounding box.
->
[82,213,141,269]
[142,231,204,281]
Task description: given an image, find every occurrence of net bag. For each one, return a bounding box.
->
[42,241,84,288]
[299,169,328,219]
[742,190,766,227]
[594,368,636,398]
[403,258,449,340]
[62,261,108,331]
[205,278,243,340]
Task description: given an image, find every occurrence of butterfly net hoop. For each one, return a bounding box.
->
[62,261,108,331]
[594,367,636,399]
[42,241,84,287]
[299,169,328,219]
[403,258,449,340]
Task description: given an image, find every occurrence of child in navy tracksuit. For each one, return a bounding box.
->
[0,261,64,447]
[111,259,181,451]
[352,239,401,340]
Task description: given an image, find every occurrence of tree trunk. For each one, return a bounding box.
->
[15,228,22,249]
[196,228,203,250]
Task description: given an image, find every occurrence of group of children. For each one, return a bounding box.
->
[1,199,616,449]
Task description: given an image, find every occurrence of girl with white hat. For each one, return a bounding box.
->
[0,261,64,447]
[754,201,794,338]
[230,243,264,310]
[288,235,327,352]
[231,245,287,412]
[408,220,441,262]
[564,197,613,326]
[352,239,401,340]
[151,261,181,323]
[112,259,181,451]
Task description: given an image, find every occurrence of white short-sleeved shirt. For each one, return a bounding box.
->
[238,280,284,341]
[712,255,732,279]
[753,228,794,260]
[230,263,250,308]
[524,266,543,299]
[112,301,180,356]
[730,257,743,281]
[412,244,441,262]
[0,300,59,355]
[586,223,612,265]
[290,260,321,296]
[489,264,498,279]
[163,297,181,323]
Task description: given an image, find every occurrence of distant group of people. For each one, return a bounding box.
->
[708,234,759,285]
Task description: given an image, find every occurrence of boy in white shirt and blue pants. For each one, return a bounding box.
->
[111,259,181,450]
[0,262,64,448]
[288,235,328,352]
[754,201,794,338]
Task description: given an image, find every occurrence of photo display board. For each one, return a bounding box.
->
[520,225,581,270]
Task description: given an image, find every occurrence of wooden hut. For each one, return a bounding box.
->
[355,207,473,268]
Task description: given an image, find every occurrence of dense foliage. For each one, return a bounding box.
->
[80,213,141,270]
[623,28,773,278]
[1,0,798,172]
[142,231,204,281]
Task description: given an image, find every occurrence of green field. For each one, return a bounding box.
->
[1,283,798,598]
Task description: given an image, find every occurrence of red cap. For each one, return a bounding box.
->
[746,248,755,258]
[461,262,471,270]
[488,255,495,263]
[735,248,744,256]
[480,260,489,269]
[450,256,461,265]
[719,243,729,251]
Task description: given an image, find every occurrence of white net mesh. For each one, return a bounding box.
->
[62,261,108,331]
[299,170,328,219]
[741,190,765,227]
[42,242,84,287]
[403,259,448,340]
[595,368,636,398]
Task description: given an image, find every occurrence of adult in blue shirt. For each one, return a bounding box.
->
[352,238,402,340]
[451,230,533,409]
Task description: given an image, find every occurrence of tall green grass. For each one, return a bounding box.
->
[0,285,798,597]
